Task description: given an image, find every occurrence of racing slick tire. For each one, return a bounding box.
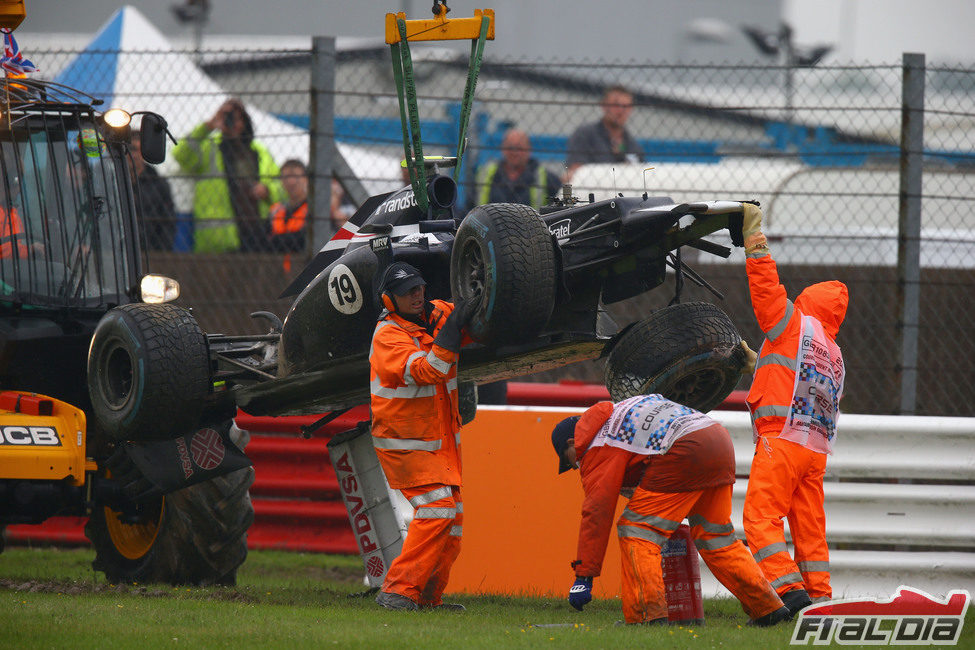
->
[88,304,210,442]
[86,464,255,586]
[450,203,556,346]
[605,302,748,413]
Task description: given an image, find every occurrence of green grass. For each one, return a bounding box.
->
[1,546,972,649]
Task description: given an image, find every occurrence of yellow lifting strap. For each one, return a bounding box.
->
[385,7,495,44]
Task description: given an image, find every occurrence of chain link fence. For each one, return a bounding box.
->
[31,45,975,416]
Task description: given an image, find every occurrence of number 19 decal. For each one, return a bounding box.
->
[328,264,363,315]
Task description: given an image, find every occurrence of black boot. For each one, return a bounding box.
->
[749,606,792,627]
[782,589,813,617]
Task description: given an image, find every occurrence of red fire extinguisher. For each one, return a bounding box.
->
[661,523,705,625]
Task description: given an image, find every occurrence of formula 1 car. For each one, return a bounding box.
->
[86,6,753,443]
[88,161,752,439]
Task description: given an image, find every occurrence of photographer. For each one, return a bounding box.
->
[173,98,284,253]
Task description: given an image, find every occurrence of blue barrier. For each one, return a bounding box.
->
[173,212,194,252]
[274,110,975,181]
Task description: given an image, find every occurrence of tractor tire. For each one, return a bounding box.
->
[605,302,748,413]
[88,303,210,442]
[86,465,254,586]
[450,203,556,346]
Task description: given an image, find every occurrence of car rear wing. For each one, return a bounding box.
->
[632,199,750,249]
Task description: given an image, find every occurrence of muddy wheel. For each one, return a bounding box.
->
[605,302,747,413]
[86,465,254,586]
[88,304,210,442]
[450,203,556,346]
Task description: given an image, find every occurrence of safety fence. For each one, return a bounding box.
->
[24,39,975,417]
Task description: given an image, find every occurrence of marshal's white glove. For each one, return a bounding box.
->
[740,340,758,375]
[742,203,764,239]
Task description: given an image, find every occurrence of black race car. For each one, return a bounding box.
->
[87,158,752,441]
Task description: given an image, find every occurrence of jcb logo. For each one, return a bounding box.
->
[0,426,61,446]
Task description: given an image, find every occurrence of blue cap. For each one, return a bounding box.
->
[552,416,581,474]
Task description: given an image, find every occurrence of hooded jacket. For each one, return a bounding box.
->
[745,254,849,442]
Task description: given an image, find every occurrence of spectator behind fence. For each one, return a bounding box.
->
[330,178,354,230]
[468,128,560,212]
[267,159,309,253]
[268,164,355,273]
[173,98,284,253]
[565,85,644,181]
[129,136,176,251]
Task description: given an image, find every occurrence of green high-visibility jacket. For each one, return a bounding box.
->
[173,122,284,253]
[476,160,550,209]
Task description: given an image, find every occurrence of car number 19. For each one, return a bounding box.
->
[327,264,363,314]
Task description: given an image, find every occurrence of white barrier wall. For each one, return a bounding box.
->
[702,411,975,600]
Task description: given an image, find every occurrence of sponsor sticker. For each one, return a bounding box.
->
[175,437,194,479]
[190,428,225,470]
[369,235,391,252]
[333,451,380,556]
[77,128,102,157]
[549,218,571,242]
[791,586,970,646]
[366,555,385,578]
[376,191,417,215]
[327,264,363,315]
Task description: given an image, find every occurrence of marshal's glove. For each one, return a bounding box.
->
[432,298,472,353]
[740,340,758,375]
[742,203,763,239]
[568,576,593,611]
[742,203,770,258]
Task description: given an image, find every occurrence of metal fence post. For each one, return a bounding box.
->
[896,52,925,415]
[310,36,336,252]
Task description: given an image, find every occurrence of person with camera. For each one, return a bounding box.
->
[173,97,284,253]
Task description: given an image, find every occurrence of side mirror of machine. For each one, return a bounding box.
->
[140,113,169,165]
